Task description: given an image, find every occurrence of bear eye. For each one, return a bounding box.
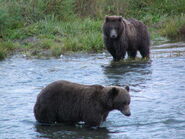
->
[127,100,130,105]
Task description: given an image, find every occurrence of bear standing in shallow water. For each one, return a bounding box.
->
[34,80,131,127]
[103,16,150,61]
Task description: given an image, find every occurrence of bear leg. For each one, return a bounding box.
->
[84,114,102,127]
[114,48,126,61]
[139,47,150,58]
[102,112,109,121]
[85,120,101,127]
[127,50,137,59]
[107,47,119,61]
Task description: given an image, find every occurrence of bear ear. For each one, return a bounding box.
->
[105,16,110,22]
[118,16,123,22]
[125,86,129,92]
[108,87,119,98]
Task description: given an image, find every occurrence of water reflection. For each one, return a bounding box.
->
[103,60,152,92]
[35,123,110,139]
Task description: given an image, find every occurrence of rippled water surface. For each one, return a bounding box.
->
[0,42,185,139]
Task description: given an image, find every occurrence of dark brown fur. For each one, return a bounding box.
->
[34,80,131,127]
[103,16,150,61]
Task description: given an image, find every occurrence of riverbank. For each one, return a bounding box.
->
[0,0,185,60]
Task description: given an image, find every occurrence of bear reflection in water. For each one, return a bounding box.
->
[35,123,110,138]
[34,80,131,127]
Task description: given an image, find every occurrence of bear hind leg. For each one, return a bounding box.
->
[139,47,150,58]
[85,120,101,127]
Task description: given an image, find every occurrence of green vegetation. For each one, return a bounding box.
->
[0,41,16,59]
[0,0,185,59]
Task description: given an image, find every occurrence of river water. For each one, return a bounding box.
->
[0,42,185,139]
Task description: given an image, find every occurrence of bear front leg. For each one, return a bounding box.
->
[127,50,137,59]
[115,48,125,61]
[102,112,109,121]
[84,114,102,127]
[122,51,126,59]
[85,121,101,127]
[107,46,118,61]
[118,41,127,60]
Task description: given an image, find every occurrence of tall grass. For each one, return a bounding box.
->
[0,41,16,60]
[159,14,185,39]
[0,0,185,59]
[75,0,129,18]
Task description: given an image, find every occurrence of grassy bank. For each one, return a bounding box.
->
[0,0,185,60]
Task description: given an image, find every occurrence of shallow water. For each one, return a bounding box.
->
[0,42,185,139]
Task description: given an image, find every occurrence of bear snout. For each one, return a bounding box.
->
[110,29,118,38]
[124,112,131,116]
[120,105,131,116]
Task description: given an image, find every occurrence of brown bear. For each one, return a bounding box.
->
[103,16,150,61]
[34,80,131,127]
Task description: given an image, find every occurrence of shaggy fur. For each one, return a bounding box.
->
[103,16,150,61]
[34,80,131,127]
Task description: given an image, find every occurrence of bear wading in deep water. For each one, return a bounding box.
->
[34,80,131,127]
[103,16,150,61]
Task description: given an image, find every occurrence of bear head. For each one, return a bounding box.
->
[102,85,131,116]
[103,16,124,39]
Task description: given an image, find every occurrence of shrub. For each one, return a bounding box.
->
[159,15,185,39]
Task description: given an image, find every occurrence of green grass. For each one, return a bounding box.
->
[159,14,185,39]
[0,41,17,60]
[2,18,103,58]
[0,0,185,59]
[60,19,103,52]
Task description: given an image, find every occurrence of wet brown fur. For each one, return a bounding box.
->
[103,16,150,61]
[34,80,130,127]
